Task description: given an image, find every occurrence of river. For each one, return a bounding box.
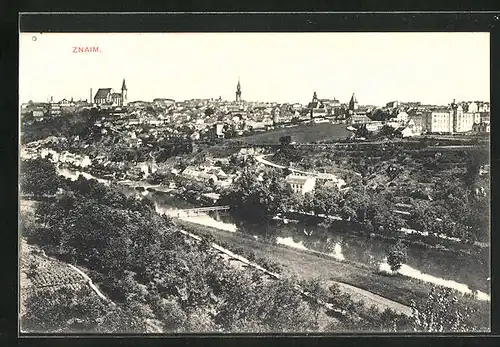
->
[53,163,490,302]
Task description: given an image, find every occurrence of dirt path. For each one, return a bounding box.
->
[328,280,412,316]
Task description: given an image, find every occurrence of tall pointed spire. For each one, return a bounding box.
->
[236,77,242,102]
[121,78,128,106]
[350,93,357,104]
[349,93,358,111]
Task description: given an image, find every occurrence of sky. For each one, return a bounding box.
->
[19,32,490,106]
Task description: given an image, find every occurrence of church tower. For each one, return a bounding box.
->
[121,78,128,106]
[349,93,358,111]
[312,91,318,103]
[235,78,242,102]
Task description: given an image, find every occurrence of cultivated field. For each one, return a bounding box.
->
[231,123,352,145]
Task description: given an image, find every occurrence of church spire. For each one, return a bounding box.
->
[349,93,358,111]
[236,77,242,102]
[121,78,128,106]
[312,91,318,102]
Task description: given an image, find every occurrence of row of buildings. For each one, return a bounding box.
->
[345,95,490,136]
[21,78,490,138]
[404,100,490,135]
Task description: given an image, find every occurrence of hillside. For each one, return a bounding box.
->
[229,123,351,145]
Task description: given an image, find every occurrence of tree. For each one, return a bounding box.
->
[205,107,215,117]
[368,108,392,121]
[386,240,408,272]
[301,278,329,327]
[410,285,476,332]
[21,286,109,333]
[409,202,443,235]
[220,168,295,222]
[279,135,292,145]
[311,182,342,217]
[341,186,370,223]
[20,158,61,197]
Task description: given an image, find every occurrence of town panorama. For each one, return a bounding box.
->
[19,76,490,333]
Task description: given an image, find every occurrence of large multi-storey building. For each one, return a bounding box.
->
[423,109,453,133]
[422,99,483,134]
[285,174,316,195]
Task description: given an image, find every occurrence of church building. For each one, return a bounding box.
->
[94,79,128,106]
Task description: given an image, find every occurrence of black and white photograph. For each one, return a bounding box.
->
[19,29,491,334]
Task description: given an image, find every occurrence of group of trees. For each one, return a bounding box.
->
[21,109,101,144]
[271,144,490,244]
[20,157,484,332]
[220,168,299,222]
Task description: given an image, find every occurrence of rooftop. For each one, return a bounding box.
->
[285,174,315,185]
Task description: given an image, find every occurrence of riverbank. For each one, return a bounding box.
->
[175,218,490,330]
[284,211,489,254]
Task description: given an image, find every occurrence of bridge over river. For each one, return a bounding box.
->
[163,205,230,218]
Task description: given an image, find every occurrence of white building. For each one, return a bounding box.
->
[395,111,409,124]
[454,111,475,133]
[285,174,316,195]
[423,109,453,133]
[401,119,422,137]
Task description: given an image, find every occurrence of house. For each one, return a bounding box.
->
[315,172,345,189]
[394,111,409,124]
[202,192,221,204]
[466,101,478,113]
[212,123,225,139]
[477,102,490,113]
[479,112,490,124]
[48,99,62,117]
[401,119,422,137]
[407,111,425,133]
[60,98,71,107]
[479,165,490,176]
[349,112,372,124]
[285,174,316,195]
[153,98,176,107]
[32,110,45,118]
[454,112,475,133]
[182,166,217,183]
[472,122,490,133]
[386,101,399,109]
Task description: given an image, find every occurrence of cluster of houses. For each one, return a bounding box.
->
[20,97,90,120]
[283,170,347,196]
[180,164,235,189]
[21,77,490,143]
[21,145,92,169]
[346,98,490,137]
[413,100,490,135]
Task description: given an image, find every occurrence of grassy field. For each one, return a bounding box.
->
[176,219,490,329]
[230,123,351,145]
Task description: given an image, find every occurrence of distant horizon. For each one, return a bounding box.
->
[21,93,490,107]
[20,32,490,106]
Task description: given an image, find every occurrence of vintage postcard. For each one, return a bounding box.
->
[19,31,490,334]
